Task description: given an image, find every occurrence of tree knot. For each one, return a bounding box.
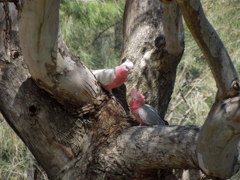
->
[231,79,240,91]
[154,35,166,49]
[29,104,40,117]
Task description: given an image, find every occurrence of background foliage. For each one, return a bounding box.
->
[60,0,125,69]
[166,0,240,127]
[0,0,240,179]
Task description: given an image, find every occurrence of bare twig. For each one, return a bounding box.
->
[91,20,121,46]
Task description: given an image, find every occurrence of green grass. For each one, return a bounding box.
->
[166,0,240,127]
[60,0,125,69]
[0,114,30,180]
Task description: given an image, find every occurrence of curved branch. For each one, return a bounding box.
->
[197,96,240,179]
[176,0,239,99]
[19,0,102,105]
[175,0,240,178]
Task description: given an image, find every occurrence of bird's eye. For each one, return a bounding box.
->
[132,98,137,101]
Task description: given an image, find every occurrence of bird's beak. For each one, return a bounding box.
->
[127,67,133,74]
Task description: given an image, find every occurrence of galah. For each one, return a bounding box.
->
[93,60,133,93]
[129,89,167,126]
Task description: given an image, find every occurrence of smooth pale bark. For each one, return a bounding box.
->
[197,97,240,179]
[19,0,102,105]
[174,0,240,179]
[123,0,184,118]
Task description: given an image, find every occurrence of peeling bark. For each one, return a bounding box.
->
[123,0,184,118]
[19,0,103,105]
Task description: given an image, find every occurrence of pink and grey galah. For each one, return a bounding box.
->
[93,60,134,93]
[129,89,167,126]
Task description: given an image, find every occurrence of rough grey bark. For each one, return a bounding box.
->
[122,0,184,118]
[0,0,240,180]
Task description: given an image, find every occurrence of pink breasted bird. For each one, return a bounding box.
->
[93,60,134,93]
[129,89,167,126]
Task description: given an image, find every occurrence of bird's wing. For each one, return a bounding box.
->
[92,68,115,85]
[138,104,166,125]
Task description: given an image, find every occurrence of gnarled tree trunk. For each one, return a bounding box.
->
[0,0,240,179]
[123,0,184,118]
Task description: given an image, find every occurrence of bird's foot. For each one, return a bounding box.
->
[109,92,116,100]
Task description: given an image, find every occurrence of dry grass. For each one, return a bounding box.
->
[166,0,240,128]
[0,114,30,180]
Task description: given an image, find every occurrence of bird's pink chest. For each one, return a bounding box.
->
[131,107,147,125]
[104,73,127,91]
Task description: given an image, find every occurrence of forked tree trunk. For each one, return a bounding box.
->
[0,0,240,180]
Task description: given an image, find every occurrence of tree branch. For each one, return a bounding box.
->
[96,125,199,178]
[176,0,239,99]
[175,0,240,178]
[197,96,240,179]
[19,0,102,105]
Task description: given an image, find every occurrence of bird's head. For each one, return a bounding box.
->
[124,59,134,72]
[129,89,145,108]
[121,60,134,73]
[116,60,134,77]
